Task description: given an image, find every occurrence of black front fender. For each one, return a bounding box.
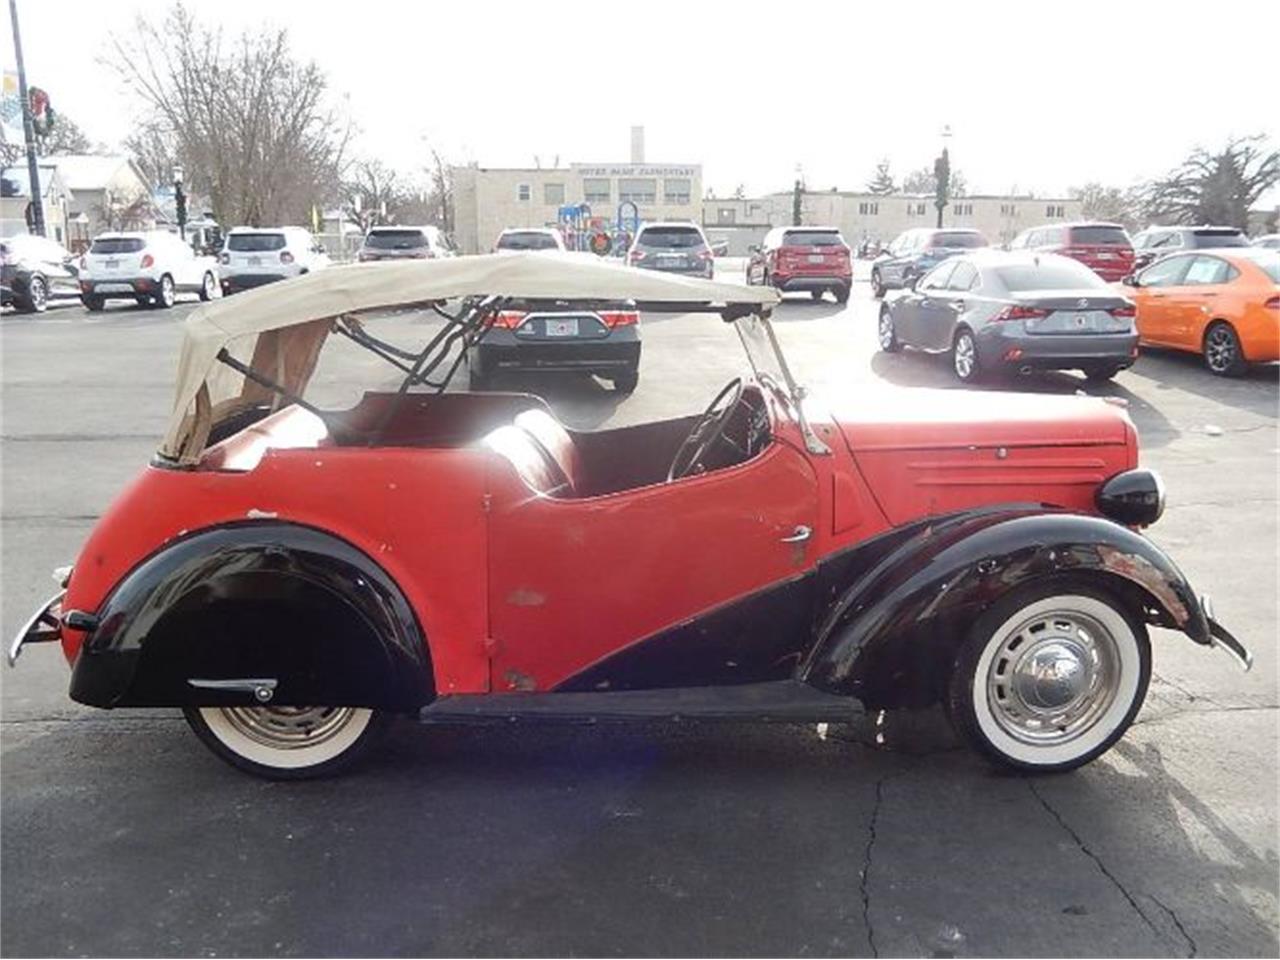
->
[802,507,1211,709]
[69,523,433,710]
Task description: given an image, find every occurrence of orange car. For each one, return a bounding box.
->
[1122,248,1280,375]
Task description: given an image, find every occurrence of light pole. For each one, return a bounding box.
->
[8,0,45,236]
[173,164,187,243]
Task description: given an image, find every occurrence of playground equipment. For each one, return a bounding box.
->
[556,201,641,257]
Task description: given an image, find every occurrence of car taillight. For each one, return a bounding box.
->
[1266,295,1280,310]
[599,311,638,328]
[630,250,646,263]
[492,310,527,330]
[280,251,295,264]
[140,253,154,269]
[219,251,230,264]
[1110,304,1137,318]
[993,304,1050,322]
[696,249,712,260]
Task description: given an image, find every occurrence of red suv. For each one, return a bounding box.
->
[1009,222,1134,282]
[747,226,852,303]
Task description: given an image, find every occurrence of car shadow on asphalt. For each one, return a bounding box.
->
[1127,348,1279,421]
[772,298,848,322]
[868,350,1181,449]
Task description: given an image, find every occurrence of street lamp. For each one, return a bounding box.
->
[173,164,187,243]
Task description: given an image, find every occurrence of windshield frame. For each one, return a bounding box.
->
[734,312,830,455]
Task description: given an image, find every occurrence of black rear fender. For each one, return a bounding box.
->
[69,523,433,710]
[802,508,1209,709]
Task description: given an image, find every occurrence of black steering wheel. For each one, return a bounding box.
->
[668,378,744,481]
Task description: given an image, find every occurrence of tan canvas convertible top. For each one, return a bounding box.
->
[160,251,779,463]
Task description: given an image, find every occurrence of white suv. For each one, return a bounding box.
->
[493,227,566,253]
[79,231,220,311]
[220,226,331,294]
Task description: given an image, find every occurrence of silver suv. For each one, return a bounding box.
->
[357,226,455,262]
[626,222,713,279]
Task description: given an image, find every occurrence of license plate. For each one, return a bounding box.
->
[105,259,118,269]
[808,254,824,263]
[96,283,133,293]
[1097,252,1115,260]
[546,319,579,337]
[248,256,262,266]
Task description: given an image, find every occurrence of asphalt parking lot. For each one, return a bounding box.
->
[2,264,1277,957]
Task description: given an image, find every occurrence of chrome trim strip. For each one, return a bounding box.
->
[188,678,280,703]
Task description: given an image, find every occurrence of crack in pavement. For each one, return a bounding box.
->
[1131,703,1278,729]
[1151,671,1224,709]
[1149,893,1198,958]
[859,776,886,959]
[1027,779,1167,947]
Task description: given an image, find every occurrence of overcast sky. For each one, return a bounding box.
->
[6,0,1278,203]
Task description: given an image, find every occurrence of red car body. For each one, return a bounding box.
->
[747,226,853,302]
[8,254,1248,778]
[1011,223,1135,282]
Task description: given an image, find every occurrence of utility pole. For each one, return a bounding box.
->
[792,163,804,226]
[8,0,45,236]
[934,124,952,229]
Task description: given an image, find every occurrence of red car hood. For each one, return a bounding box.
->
[816,388,1136,525]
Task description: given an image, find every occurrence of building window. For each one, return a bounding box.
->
[858,201,879,215]
[544,183,565,205]
[716,207,736,224]
[1046,204,1065,218]
[953,202,973,216]
[663,178,691,204]
[517,183,531,201]
[1000,203,1017,217]
[583,178,611,204]
[908,202,928,216]
[618,178,656,204]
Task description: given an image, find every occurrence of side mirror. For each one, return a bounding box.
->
[747,244,761,255]
[1122,273,1139,287]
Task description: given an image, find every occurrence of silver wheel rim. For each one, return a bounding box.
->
[31,277,46,308]
[216,705,359,751]
[954,333,975,378]
[204,273,215,298]
[1205,326,1236,372]
[878,312,894,349]
[162,276,174,305]
[986,609,1121,747]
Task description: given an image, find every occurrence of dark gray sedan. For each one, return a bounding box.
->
[877,251,1139,383]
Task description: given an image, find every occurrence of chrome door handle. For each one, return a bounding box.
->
[780,525,812,543]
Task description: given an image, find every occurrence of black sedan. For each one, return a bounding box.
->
[1,234,81,313]
[877,251,1139,383]
[468,298,641,393]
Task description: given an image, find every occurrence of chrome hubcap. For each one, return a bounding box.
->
[32,278,46,307]
[217,705,358,751]
[986,610,1120,746]
[878,313,894,348]
[954,334,975,378]
[1206,328,1235,371]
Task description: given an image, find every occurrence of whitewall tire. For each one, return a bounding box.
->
[947,580,1150,772]
[184,704,385,779]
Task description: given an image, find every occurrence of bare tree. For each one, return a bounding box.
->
[95,188,156,230]
[123,117,179,190]
[866,159,895,195]
[106,3,351,227]
[425,147,453,234]
[342,158,406,232]
[1139,135,1279,230]
[902,165,967,197]
[35,112,96,155]
[1068,182,1144,230]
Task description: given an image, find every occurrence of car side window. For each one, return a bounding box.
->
[947,262,978,291]
[919,261,956,291]
[1183,256,1234,286]
[1139,255,1192,287]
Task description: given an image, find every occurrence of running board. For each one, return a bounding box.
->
[418,680,862,725]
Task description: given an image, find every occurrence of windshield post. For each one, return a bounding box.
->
[735,310,831,456]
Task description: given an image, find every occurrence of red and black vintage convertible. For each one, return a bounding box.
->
[8,252,1250,778]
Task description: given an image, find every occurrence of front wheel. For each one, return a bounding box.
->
[835,284,850,305]
[870,269,885,299]
[153,274,176,309]
[20,274,48,313]
[952,328,981,383]
[82,295,105,312]
[1084,364,1121,383]
[810,289,825,302]
[199,271,217,301]
[183,705,386,779]
[877,308,900,352]
[946,580,1151,773]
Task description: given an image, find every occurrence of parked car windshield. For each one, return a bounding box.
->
[782,230,843,247]
[1190,230,1248,248]
[995,260,1107,290]
[1070,226,1131,245]
[90,237,146,254]
[228,233,287,252]
[638,227,704,249]
[366,229,429,250]
[931,231,986,249]
[497,231,560,250]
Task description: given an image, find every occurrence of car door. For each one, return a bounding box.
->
[172,236,199,287]
[1175,255,1235,347]
[1132,254,1193,346]
[880,232,912,285]
[925,260,979,351]
[900,260,957,349]
[486,436,820,693]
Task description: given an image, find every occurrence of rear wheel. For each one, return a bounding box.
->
[952,327,981,383]
[946,579,1150,772]
[19,274,48,313]
[152,274,176,309]
[1204,321,1246,377]
[877,308,900,352]
[184,705,385,780]
[611,369,639,394]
